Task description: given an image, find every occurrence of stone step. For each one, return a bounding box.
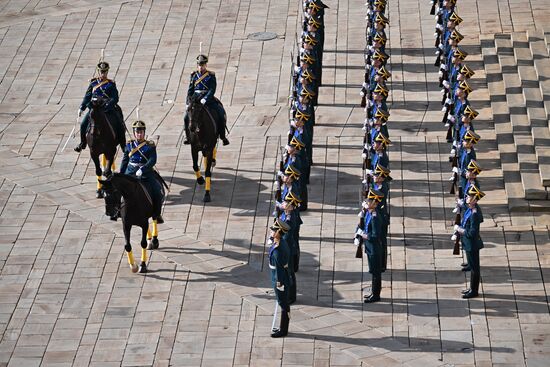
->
[481,34,529,212]
[494,33,548,200]
[512,31,550,188]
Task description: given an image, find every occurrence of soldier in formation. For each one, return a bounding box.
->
[433,0,485,298]
[354,0,392,304]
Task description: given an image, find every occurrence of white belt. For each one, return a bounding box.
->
[269,264,276,270]
[129,162,144,167]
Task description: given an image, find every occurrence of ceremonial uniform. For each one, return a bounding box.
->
[120,131,164,222]
[75,61,126,152]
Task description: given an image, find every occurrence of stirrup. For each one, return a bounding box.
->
[74,142,86,152]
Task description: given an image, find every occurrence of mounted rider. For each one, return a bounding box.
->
[119,120,165,224]
[75,61,126,152]
[184,54,229,146]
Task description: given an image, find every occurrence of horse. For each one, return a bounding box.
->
[87,96,120,198]
[99,173,161,273]
[188,93,220,202]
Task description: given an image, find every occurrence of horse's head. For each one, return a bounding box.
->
[188,93,206,134]
[89,96,108,126]
[98,177,122,220]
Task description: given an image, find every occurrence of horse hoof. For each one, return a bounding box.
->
[197,176,205,185]
[96,189,104,199]
[130,264,138,273]
[147,239,153,250]
[139,262,147,273]
[203,192,211,202]
[152,237,159,249]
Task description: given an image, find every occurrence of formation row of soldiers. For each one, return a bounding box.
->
[267,0,327,338]
[354,0,392,304]
[432,0,485,299]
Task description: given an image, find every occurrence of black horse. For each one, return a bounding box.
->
[88,96,120,198]
[100,173,161,274]
[188,93,220,202]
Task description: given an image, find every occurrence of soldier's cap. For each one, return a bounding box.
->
[458,80,473,95]
[374,131,391,146]
[367,188,385,202]
[453,48,468,61]
[374,108,390,122]
[375,13,389,25]
[451,30,464,43]
[308,0,329,11]
[449,11,463,24]
[374,163,392,180]
[373,83,389,97]
[463,130,481,144]
[373,32,387,45]
[372,49,389,61]
[302,68,316,83]
[467,184,485,200]
[308,16,322,29]
[284,164,302,179]
[300,51,316,64]
[460,64,475,78]
[447,0,458,5]
[377,66,392,79]
[270,218,291,233]
[289,135,306,150]
[132,120,146,130]
[97,61,110,72]
[284,191,302,207]
[303,33,318,46]
[196,54,208,65]
[300,85,316,99]
[467,160,483,175]
[463,105,479,120]
[295,106,311,122]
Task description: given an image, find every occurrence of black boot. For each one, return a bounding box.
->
[463,270,480,298]
[183,130,191,145]
[74,133,87,152]
[364,275,381,303]
[271,310,289,338]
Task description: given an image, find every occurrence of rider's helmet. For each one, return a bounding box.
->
[197,54,208,65]
[132,120,146,131]
[97,61,110,73]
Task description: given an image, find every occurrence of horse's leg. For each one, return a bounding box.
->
[139,223,148,273]
[124,222,138,273]
[211,147,217,167]
[192,146,205,185]
[91,153,104,198]
[104,154,113,177]
[203,151,212,202]
[147,219,160,250]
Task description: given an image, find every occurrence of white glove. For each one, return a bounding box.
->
[453,224,460,231]
[449,116,455,122]
[354,238,360,246]
[450,148,456,155]
[200,98,206,105]
[457,199,464,206]
[276,282,285,291]
[452,166,459,174]
[185,104,189,109]
[438,70,444,77]
[361,233,369,240]
[362,125,367,132]
[443,81,450,89]
[451,234,457,241]
[441,106,447,112]
[362,152,367,159]
[359,90,365,97]
[365,169,373,176]
[456,226,465,234]
[274,180,281,190]
[78,109,83,117]
[136,169,143,177]
[452,206,459,214]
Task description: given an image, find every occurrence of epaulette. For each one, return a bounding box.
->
[208,70,215,76]
[126,139,134,144]
[147,140,156,146]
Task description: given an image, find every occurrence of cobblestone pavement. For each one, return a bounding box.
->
[0,0,549,366]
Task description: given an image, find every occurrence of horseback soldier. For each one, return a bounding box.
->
[75,61,126,152]
[120,121,165,224]
[184,54,229,146]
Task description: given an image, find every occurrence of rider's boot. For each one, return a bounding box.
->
[183,115,191,144]
[219,122,229,146]
[153,198,164,224]
[74,131,87,152]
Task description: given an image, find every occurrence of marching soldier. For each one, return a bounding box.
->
[184,54,229,146]
[120,121,165,224]
[75,61,126,152]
